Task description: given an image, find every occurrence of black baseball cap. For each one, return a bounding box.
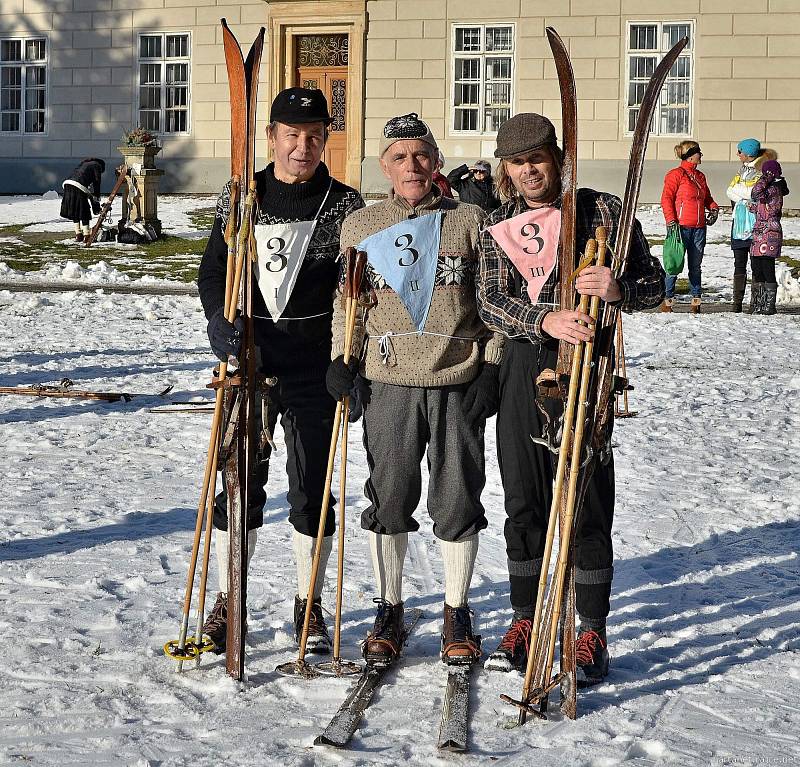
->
[269,87,332,126]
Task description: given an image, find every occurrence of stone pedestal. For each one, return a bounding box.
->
[117,145,164,236]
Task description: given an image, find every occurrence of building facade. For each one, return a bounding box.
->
[1,0,798,205]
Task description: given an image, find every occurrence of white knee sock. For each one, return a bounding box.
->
[369,532,407,605]
[214,528,258,593]
[81,223,91,235]
[74,222,81,234]
[293,530,333,601]
[439,535,479,608]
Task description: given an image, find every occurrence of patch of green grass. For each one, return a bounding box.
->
[781,239,800,247]
[778,254,800,278]
[0,223,28,235]
[187,207,216,231]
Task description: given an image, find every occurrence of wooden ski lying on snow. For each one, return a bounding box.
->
[0,381,173,402]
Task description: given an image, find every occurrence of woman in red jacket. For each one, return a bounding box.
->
[660,141,720,313]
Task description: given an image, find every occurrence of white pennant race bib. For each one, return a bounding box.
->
[254,219,317,320]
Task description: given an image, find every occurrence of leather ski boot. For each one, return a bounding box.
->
[731,274,746,312]
[690,296,701,314]
[660,298,674,313]
[764,282,778,315]
[484,613,532,672]
[363,599,404,666]
[203,592,228,654]
[441,604,481,665]
[575,628,610,687]
[293,595,332,655]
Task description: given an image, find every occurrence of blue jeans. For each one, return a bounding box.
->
[665,226,706,298]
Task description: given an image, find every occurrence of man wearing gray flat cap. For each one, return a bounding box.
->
[476,112,665,685]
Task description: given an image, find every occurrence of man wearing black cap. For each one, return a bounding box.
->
[197,87,364,655]
[476,112,664,684]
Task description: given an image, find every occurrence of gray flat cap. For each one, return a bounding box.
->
[494,113,558,158]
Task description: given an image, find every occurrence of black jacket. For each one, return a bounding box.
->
[198,163,364,378]
[67,158,105,197]
[447,164,501,213]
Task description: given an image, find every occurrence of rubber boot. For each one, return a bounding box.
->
[749,282,764,315]
[731,274,746,313]
[764,283,778,315]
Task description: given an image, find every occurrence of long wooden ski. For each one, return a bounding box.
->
[220,19,265,682]
[0,382,172,402]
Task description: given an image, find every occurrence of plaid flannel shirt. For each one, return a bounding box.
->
[477,188,665,342]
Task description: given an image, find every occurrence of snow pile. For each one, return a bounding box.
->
[778,262,800,304]
[41,190,60,200]
[38,259,132,283]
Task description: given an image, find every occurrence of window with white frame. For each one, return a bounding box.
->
[451,24,514,134]
[626,21,693,136]
[0,37,47,134]
[138,32,190,134]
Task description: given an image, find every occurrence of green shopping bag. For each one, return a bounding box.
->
[662,225,685,275]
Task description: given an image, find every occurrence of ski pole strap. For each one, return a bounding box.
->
[376,330,479,366]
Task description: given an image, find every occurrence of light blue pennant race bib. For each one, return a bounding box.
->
[357,211,442,333]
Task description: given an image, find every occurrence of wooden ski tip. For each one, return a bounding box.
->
[314,734,347,749]
[437,739,466,752]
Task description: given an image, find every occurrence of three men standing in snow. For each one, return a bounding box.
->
[198,89,664,685]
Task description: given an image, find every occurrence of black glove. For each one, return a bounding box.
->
[207,306,243,362]
[326,355,359,401]
[347,374,371,423]
[461,363,500,426]
[90,196,101,215]
[705,208,719,226]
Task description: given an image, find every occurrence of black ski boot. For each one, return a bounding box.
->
[484,614,532,672]
[731,274,746,313]
[293,595,332,655]
[764,282,778,315]
[203,592,228,654]
[363,599,404,666]
[441,604,481,665]
[575,628,610,687]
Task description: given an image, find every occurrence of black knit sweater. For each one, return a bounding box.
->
[198,162,364,377]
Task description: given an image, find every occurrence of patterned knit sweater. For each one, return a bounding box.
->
[333,188,504,387]
[198,162,364,377]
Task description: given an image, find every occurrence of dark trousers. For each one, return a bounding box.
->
[751,256,776,283]
[733,247,751,276]
[496,340,615,621]
[213,369,336,538]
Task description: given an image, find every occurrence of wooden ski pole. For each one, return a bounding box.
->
[512,238,596,724]
[277,249,362,676]
[537,227,608,702]
[614,315,637,417]
[166,187,248,670]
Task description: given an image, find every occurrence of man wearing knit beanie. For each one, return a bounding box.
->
[476,112,665,685]
[197,87,365,657]
[329,112,503,667]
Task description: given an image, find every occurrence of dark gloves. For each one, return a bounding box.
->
[705,208,719,226]
[461,363,500,426]
[326,355,359,401]
[326,356,368,421]
[207,306,243,362]
[90,196,101,215]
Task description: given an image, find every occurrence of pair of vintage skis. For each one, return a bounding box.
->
[503,29,688,724]
[315,610,477,752]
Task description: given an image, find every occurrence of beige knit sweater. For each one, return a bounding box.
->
[332,189,504,387]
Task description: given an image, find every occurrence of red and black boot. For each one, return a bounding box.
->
[575,628,610,687]
[484,614,532,672]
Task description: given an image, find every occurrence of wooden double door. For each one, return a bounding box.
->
[295,34,348,181]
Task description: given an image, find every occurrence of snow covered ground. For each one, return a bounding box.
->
[0,195,799,766]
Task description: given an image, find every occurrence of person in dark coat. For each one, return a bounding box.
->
[749,159,789,315]
[447,159,501,213]
[60,158,105,242]
[197,87,364,655]
[432,149,453,199]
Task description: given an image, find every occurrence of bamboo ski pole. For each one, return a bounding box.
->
[512,238,596,723]
[537,227,608,699]
[168,182,249,669]
[614,314,636,417]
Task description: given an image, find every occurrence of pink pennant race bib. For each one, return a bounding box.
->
[487,207,561,303]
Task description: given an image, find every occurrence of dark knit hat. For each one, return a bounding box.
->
[494,113,558,158]
[269,87,332,125]
[379,113,438,157]
[761,159,782,177]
